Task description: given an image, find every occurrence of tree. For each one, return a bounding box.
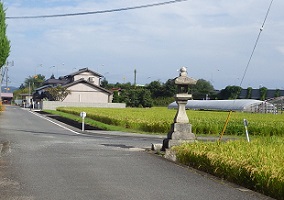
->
[116,88,153,108]
[0,2,10,68]
[275,89,280,98]
[163,79,176,97]
[191,79,215,99]
[139,89,153,107]
[112,91,120,103]
[218,85,242,100]
[24,74,46,91]
[259,87,267,101]
[100,77,108,88]
[146,80,163,98]
[45,86,71,101]
[246,87,252,99]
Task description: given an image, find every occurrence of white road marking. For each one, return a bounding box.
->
[28,110,82,135]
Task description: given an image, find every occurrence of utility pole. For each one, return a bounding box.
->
[0,61,14,101]
[5,65,8,92]
[134,69,137,86]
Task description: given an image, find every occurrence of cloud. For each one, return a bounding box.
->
[4,0,284,89]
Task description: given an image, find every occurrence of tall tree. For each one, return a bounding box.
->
[191,79,215,100]
[218,85,242,100]
[0,2,10,68]
[24,74,46,91]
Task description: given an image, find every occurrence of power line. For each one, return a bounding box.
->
[238,0,274,87]
[6,0,189,19]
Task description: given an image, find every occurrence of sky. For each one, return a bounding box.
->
[2,0,284,90]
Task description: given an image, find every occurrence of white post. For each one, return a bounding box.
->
[243,119,250,142]
[80,112,87,131]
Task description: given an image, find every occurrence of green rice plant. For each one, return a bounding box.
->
[173,137,284,199]
[55,107,284,136]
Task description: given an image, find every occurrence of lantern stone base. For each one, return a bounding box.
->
[162,123,196,150]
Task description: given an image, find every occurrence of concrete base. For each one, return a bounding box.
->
[162,123,196,150]
[162,138,195,150]
[167,123,195,140]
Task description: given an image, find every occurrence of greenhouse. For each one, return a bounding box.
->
[168,99,276,113]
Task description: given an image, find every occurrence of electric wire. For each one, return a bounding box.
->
[6,0,189,19]
[222,1,274,138]
[238,0,274,88]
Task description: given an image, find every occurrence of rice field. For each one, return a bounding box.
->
[173,137,284,199]
[57,107,284,136]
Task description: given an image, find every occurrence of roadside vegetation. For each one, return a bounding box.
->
[45,107,284,199]
[173,138,284,200]
[0,101,4,111]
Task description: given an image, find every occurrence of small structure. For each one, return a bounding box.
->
[162,67,197,150]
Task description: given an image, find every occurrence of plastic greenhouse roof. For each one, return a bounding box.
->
[168,99,274,111]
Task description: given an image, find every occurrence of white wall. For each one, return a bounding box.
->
[74,72,100,85]
[64,83,111,103]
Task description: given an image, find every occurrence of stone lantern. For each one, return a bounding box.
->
[162,67,197,150]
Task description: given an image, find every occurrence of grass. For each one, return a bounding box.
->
[44,110,152,134]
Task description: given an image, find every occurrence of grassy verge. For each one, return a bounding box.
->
[43,110,156,134]
[172,137,284,200]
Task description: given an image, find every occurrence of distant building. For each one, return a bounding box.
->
[34,68,113,103]
[0,93,13,104]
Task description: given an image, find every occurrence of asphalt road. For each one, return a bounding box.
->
[0,106,273,200]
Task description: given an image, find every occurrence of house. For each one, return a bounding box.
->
[34,68,113,103]
[0,93,13,104]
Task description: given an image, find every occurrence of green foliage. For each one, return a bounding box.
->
[106,82,132,90]
[100,77,108,88]
[218,85,242,99]
[112,91,120,103]
[163,79,177,97]
[275,89,281,98]
[13,87,29,100]
[173,137,284,200]
[146,80,164,98]
[0,3,10,68]
[24,74,46,91]
[246,87,252,99]
[146,79,177,98]
[119,88,153,108]
[191,79,216,99]
[152,97,175,107]
[45,86,71,101]
[259,87,267,101]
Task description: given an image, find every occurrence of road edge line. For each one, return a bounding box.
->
[28,110,82,135]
